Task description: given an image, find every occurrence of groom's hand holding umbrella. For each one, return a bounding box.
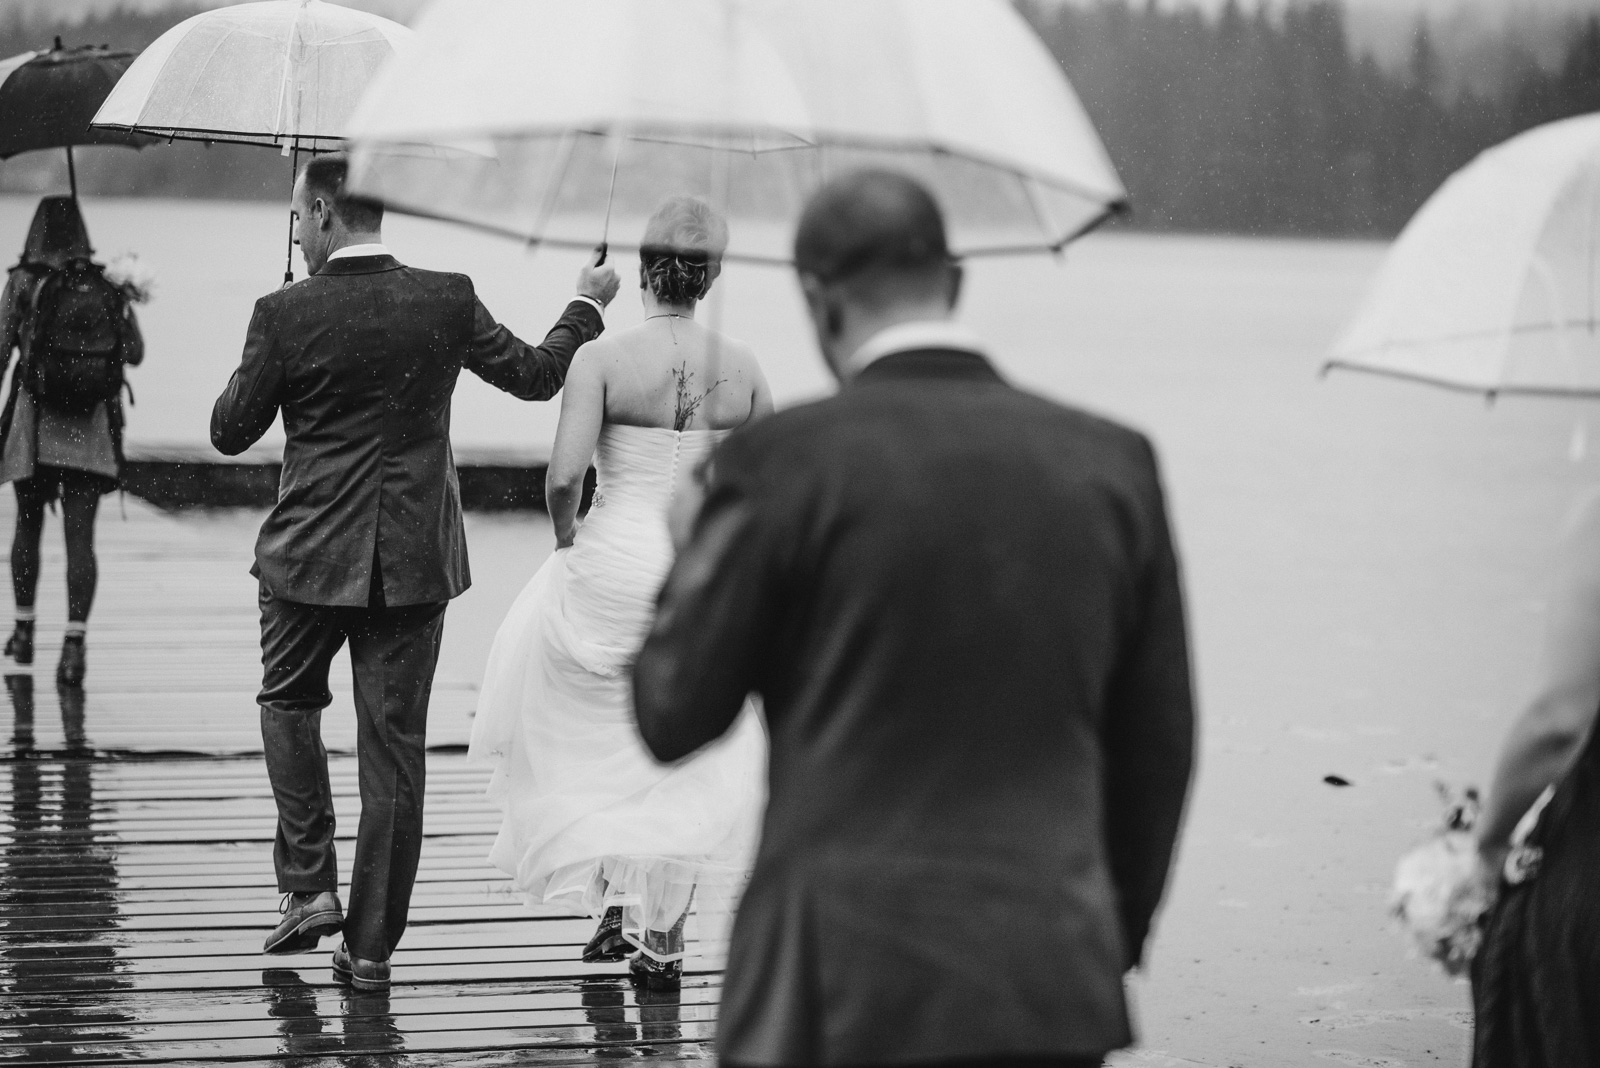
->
[576,247,621,309]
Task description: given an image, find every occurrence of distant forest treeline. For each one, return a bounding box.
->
[2,2,1599,238]
[1018,0,1600,236]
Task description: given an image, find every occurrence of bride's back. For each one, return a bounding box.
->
[544,196,773,550]
[593,316,764,432]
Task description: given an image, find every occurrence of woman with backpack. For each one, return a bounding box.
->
[0,196,144,686]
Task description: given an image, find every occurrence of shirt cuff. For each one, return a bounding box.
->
[573,295,605,318]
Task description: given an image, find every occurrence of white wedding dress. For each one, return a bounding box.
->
[469,423,765,962]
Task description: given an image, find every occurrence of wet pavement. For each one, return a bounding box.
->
[0,498,718,1065]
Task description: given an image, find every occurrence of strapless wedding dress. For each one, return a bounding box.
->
[469,423,765,961]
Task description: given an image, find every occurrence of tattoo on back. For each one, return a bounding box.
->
[672,364,725,432]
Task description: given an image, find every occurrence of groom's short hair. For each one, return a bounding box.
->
[794,170,951,302]
[301,152,384,232]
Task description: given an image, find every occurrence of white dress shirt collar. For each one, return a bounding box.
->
[326,242,392,262]
[847,319,988,376]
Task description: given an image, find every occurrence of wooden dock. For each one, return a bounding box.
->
[0,497,721,1065]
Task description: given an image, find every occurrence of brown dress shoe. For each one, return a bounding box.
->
[264,891,343,955]
[333,941,391,993]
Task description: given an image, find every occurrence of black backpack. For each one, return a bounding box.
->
[24,259,127,415]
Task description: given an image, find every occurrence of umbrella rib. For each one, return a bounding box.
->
[525,129,580,252]
[1322,360,1600,399]
[1335,317,1600,356]
[954,200,1127,260]
[92,124,343,148]
[456,212,795,267]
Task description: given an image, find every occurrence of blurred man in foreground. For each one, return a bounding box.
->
[632,169,1196,1065]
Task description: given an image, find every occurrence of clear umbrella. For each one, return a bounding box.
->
[1327,113,1600,399]
[91,0,412,282]
[344,0,1127,265]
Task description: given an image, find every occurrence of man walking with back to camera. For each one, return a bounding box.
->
[211,153,619,991]
[633,170,1196,1066]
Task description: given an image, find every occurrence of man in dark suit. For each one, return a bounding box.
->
[633,170,1195,1066]
[211,153,619,991]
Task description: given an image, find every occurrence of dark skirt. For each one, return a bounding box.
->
[12,465,117,505]
[1471,723,1600,1067]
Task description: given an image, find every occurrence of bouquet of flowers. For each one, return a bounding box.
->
[1390,784,1494,978]
[102,253,155,304]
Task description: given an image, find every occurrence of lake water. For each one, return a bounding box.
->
[7,195,1600,1065]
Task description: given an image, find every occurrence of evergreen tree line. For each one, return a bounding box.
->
[2,2,1599,238]
[1019,0,1600,236]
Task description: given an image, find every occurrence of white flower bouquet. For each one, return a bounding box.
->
[1390,784,1493,978]
[103,252,155,304]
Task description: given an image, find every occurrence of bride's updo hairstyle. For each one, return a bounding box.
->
[639,196,729,306]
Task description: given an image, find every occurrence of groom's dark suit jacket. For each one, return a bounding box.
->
[635,348,1196,1065]
[211,254,602,606]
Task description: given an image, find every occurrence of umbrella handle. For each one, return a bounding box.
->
[283,209,295,287]
[595,243,607,267]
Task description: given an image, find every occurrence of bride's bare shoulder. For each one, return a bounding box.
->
[705,330,761,372]
[568,331,633,374]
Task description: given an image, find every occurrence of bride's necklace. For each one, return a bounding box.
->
[645,312,690,346]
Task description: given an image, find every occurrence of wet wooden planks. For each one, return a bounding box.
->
[0,498,719,1065]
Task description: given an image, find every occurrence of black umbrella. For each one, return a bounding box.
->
[0,39,151,198]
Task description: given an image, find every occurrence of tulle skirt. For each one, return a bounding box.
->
[469,527,765,962]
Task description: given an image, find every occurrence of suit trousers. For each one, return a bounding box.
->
[257,587,447,961]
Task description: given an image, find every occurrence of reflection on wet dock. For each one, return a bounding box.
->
[0,499,718,1065]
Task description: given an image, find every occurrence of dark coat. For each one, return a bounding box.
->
[211,254,602,607]
[633,349,1196,1065]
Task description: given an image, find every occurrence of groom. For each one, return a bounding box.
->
[211,153,619,990]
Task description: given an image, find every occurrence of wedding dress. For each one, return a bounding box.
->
[469,423,765,962]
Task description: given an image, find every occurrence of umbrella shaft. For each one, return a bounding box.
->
[284,146,298,286]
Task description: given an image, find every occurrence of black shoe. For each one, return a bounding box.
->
[582,906,631,962]
[56,635,84,687]
[5,621,33,666]
[332,941,392,993]
[628,953,683,992]
[264,891,343,955]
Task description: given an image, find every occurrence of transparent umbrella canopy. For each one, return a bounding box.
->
[91,0,412,282]
[1327,113,1600,399]
[345,0,1128,266]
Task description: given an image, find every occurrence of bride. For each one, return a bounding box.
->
[469,197,771,991]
